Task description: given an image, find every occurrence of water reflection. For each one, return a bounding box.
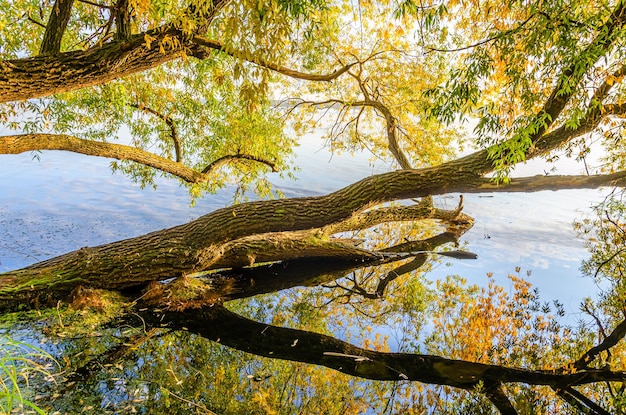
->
[1,137,622,413]
[4,212,624,414]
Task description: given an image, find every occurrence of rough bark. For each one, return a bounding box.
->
[1,167,624,310]
[0,200,472,309]
[114,0,132,40]
[40,0,75,55]
[1,29,181,103]
[0,0,230,103]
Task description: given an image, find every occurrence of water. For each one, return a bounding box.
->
[0,134,608,318]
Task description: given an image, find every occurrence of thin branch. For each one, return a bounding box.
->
[589,63,626,106]
[191,36,356,82]
[555,388,595,414]
[592,248,626,281]
[426,12,538,53]
[581,301,608,340]
[77,0,112,8]
[316,98,413,169]
[555,387,612,415]
[200,154,278,174]
[573,318,626,370]
[131,103,182,162]
[66,328,159,383]
[26,12,47,28]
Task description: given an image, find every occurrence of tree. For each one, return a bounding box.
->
[2,0,626,412]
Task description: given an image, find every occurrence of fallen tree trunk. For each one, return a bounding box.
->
[1,169,625,311]
[0,195,472,310]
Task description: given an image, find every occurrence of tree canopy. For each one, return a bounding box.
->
[2,0,626,413]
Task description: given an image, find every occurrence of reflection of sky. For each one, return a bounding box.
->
[0,136,610,319]
[431,190,605,317]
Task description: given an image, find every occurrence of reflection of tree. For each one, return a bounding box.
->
[580,197,626,317]
[573,195,626,414]
[150,304,626,386]
[23,215,622,414]
[322,232,460,301]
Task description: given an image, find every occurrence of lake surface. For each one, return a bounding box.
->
[0,134,609,325]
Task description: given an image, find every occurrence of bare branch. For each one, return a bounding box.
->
[425,12,538,54]
[191,35,356,82]
[302,97,413,169]
[26,12,47,28]
[322,196,468,235]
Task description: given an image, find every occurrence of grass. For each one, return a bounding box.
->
[0,335,57,414]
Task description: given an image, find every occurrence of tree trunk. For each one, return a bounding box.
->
[39,0,75,55]
[1,164,625,311]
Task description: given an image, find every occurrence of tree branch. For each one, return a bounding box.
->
[200,154,277,174]
[191,35,356,82]
[114,0,132,40]
[554,387,611,415]
[77,0,111,9]
[0,133,279,184]
[322,196,467,235]
[142,305,626,388]
[573,318,626,370]
[471,172,626,193]
[39,0,75,55]
[532,1,626,140]
[0,0,229,103]
[2,162,625,308]
[450,1,626,176]
[425,12,538,54]
[484,383,518,415]
[130,103,182,162]
[1,133,206,182]
[348,99,413,170]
